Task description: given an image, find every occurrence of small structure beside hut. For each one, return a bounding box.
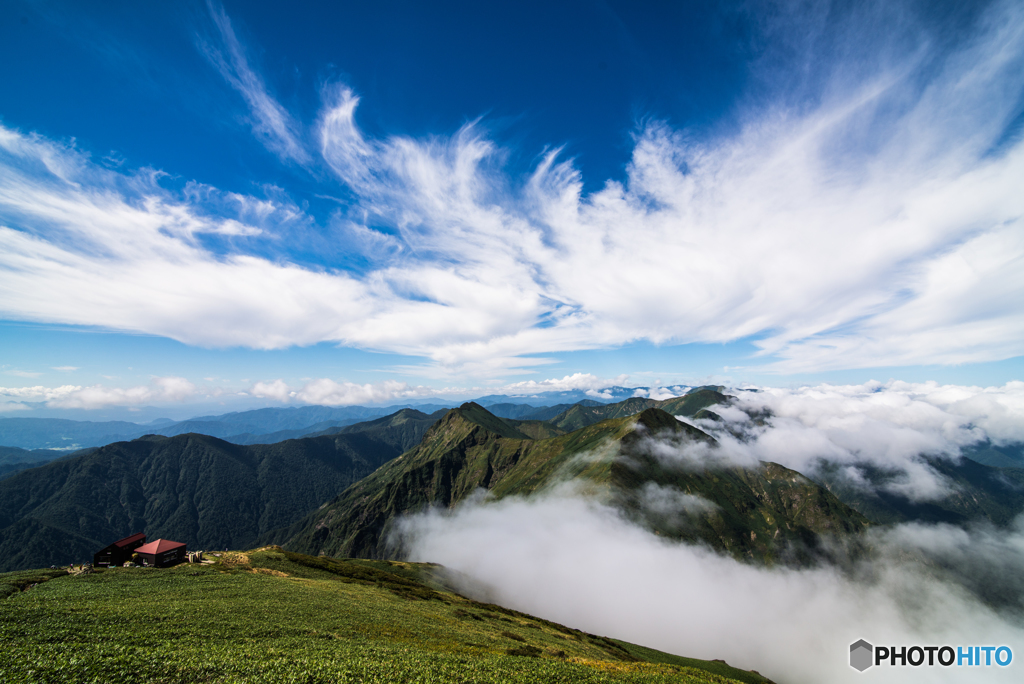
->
[134,538,187,568]
[93,532,147,567]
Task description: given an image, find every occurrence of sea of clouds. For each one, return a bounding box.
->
[399,381,1024,683]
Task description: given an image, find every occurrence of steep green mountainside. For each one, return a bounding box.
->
[0,430,404,572]
[0,417,146,450]
[0,548,773,684]
[813,456,1024,526]
[275,403,868,564]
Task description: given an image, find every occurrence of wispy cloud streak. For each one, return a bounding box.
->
[199,1,310,166]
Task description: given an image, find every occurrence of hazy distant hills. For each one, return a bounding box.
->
[0,388,724,453]
[0,446,86,480]
[0,418,152,451]
[314,408,449,453]
[0,409,445,572]
[483,399,605,420]
[0,403,456,451]
[270,403,869,564]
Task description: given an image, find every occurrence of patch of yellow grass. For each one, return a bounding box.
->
[219,552,251,567]
[567,657,677,675]
[252,568,289,577]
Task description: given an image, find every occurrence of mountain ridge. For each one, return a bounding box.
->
[273,404,869,564]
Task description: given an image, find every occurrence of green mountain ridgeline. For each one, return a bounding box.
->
[271,397,870,565]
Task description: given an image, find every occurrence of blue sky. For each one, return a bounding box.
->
[1,0,1023,415]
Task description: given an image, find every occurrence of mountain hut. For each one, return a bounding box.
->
[134,538,187,568]
[93,532,147,567]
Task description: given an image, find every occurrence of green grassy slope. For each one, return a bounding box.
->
[277,404,868,564]
[0,548,774,684]
[507,419,569,439]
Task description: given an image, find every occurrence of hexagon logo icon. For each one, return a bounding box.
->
[850,639,873,671]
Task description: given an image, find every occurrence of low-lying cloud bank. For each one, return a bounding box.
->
[680,380,1024,501]
[400,493,1024,684]
[248,378,446,406]
[0,377,197,410]
[0,371,640,412]
[399,380,1024,683]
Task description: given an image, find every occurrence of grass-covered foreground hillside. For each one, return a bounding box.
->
[0,547,774,684]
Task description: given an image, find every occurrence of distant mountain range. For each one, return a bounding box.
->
[0,403,455,453]
[0,386,716,452]
[2,388,1022,572]
[0,446,83,480]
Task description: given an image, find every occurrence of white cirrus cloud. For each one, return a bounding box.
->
[198,0,310,166]
[0,1,1022,378]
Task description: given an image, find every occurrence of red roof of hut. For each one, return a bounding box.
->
[135,539,185,554]
[112,532,146,548]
